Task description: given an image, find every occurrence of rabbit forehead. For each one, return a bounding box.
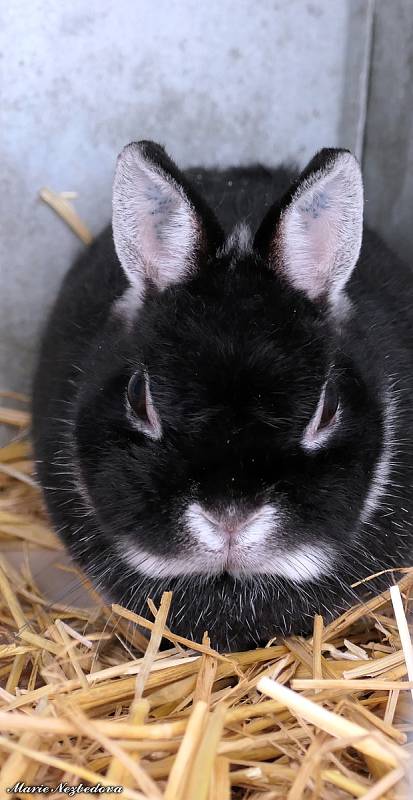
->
[135,263,329,379]
[140,315,329,430]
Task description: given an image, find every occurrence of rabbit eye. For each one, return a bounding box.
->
[127,373,148,420]
[127,371,162,440]
[317,383,339,431]
[302,380,340,451]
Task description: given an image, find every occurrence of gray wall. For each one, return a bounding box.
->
[1,0,406,395]
[362,0,413,266]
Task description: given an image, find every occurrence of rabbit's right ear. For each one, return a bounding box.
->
[254,149,363,309]
[113,141,223,293]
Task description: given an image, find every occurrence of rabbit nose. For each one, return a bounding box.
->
[185,501,279,555]
[201,507,253,539]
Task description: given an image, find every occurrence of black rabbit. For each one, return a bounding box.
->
[32,142,413,650]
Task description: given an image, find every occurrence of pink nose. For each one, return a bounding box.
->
[202,508,252,539]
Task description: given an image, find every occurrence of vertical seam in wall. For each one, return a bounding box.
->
[355,0,376,164]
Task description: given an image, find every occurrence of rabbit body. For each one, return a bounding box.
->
[32,144,413,650]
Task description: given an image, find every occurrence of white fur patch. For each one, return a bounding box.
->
[278,151,363,306]
[121,502,333,583]
[184,502,277,552]
[256,543,333,582]
[122,543,208,578]
[112,286,144,328]
[220,222,252,258]
[359,389,396,527]
[113,142,199,291]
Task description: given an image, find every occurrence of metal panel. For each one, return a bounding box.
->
[362,0,413,266]
[0,0,370,391]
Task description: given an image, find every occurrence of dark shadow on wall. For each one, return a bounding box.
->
[361,0,413,268]
[339,0,413,268]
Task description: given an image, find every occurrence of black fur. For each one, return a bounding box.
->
[32,146,413,651]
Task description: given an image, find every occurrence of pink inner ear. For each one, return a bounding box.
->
[113,145,200,291]
[139,182,182,284]
[291,188,339,296]
[277,153,363,304]
[130,166,199,289]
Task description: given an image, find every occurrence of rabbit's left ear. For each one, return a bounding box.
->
[254,149,363,307]
[112,141,223,293]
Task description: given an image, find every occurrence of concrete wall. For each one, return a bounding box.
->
[0,0,384,393]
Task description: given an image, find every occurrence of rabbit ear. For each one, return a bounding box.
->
[113,141,222,292]
[255,149,363,307]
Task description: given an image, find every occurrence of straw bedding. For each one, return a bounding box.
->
[0,400,412,800]
[1,185,413,798]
